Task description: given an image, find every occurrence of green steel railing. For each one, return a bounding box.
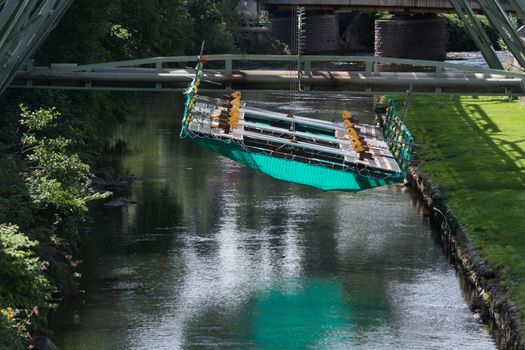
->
[49,54,525,79]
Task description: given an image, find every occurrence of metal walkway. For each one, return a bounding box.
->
[11,54,525,96]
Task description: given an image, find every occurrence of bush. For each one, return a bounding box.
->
[0,224,52,349]
[441,14,501,52]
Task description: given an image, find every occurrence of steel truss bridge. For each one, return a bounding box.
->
[1,0,524,97]
[11,54,525,96]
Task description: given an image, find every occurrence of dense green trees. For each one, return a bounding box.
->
[0,104,106,348]
[440,14,501,52]
[37,0,239,64]
[1,1,241,347]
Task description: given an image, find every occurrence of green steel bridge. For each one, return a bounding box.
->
[1,0,524,97]
[11,54,525,96]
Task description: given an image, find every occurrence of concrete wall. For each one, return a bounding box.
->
[375,16,446,61]
[270,15,340,53]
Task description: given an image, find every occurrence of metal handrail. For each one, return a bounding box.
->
[48,54,525,80]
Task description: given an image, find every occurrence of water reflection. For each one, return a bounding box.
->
[51,93,496,350]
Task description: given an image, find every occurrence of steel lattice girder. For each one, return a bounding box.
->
[0,0,74,96]
[449,0,504,69]
[477,0,525,69]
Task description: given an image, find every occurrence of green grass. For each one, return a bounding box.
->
[405,96,525,333]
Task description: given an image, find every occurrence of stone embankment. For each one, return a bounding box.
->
[407,167,524,350]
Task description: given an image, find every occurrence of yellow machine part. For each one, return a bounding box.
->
[343,119,353,128]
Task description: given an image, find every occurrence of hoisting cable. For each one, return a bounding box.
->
[296,6,306,95]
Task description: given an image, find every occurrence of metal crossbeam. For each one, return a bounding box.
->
[477,0,525,69]
[0,0,74,96]
[448,0,503,70]
[10,54,525,96]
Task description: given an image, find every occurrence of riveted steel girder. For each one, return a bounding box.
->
[449,0,504,69]
[0,0,74,95]
[477,0,525,69]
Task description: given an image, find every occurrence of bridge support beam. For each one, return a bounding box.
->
[0,0,74,96]
[375,15,446,61]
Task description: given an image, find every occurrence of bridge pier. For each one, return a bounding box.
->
[375,15,446,61]
[270,14,340,53]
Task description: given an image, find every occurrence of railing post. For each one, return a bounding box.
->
[304,59,311,76]
[365,61,373,77]
[155,61,162,72]
[225,56,232,75]
[435,65,443,78]
[434,65,444,93]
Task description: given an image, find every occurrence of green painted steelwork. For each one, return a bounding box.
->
[23,54,525,79]
[11,54,525,96]
[15,55,525,80]
[448,0,504,70]
[477,0,525,69]
[0,0,74,95]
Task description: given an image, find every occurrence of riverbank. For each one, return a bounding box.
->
[404,95,525,348]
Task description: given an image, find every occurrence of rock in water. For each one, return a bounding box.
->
[32,336,59,350]
[103,197,137,208]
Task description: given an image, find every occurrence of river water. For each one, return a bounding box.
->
[51,93,497,349]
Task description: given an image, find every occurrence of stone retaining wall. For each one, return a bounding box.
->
[407,167,524,350]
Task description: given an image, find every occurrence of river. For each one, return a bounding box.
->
[50,92,497,349]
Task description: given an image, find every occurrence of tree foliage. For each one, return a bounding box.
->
[0,0,239,347]
[440,14,501,52]
[0,105,109,346]
[38,0,240,64]
[0,224,52,349]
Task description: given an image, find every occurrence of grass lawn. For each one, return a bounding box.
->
[404,96,525,332]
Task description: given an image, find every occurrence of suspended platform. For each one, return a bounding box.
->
[180,60,414,192]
